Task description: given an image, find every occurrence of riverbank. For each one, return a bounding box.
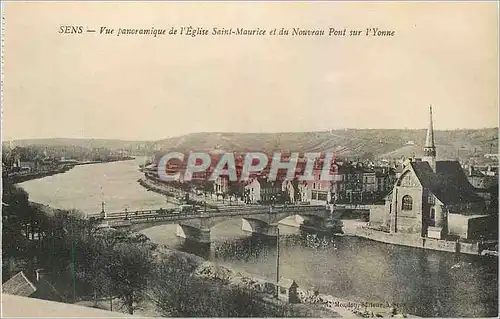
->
[5,165,75,184]
[137,177,223,209]
[5,158,136,185]
[137,178,182,205]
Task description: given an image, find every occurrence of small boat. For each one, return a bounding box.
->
[481,250,499,257]
[451,261,472,269]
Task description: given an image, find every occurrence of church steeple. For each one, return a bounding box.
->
[425,105,435,150]
[422,105,437,171]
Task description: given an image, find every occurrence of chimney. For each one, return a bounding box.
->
[35,268,44,282]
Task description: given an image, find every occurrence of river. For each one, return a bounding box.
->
[19,157,498,317]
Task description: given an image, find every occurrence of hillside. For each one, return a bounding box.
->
[150,128,498,160]
[4,128,498,161]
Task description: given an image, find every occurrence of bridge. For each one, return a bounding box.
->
[89,204,332,243]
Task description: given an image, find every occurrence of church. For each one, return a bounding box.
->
[371,106,491,240]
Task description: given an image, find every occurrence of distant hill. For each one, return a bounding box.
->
[149,128,498,161]
[4,128,498,161]
[3,138,152,153]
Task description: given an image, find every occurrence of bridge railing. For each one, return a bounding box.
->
[97,204,331,228]
[89,204,329,223]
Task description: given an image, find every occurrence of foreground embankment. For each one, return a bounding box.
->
[152,245,410,318]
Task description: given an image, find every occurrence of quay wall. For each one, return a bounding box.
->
[344,225,482,255]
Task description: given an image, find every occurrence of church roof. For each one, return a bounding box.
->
[410,161,483,205]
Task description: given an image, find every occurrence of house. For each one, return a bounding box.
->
[304,159,341,205]
[337,164,364,203]
[244,177,282,204]
[298,181,310,203]
[19,161,36,172]
[244,178,261,203]
[2,270,66,303]
[277,278,299,303]
[282,179,298,204]
[370,106,490,240]
[213,176,229,195]
[467,166,498,190]
[260,178,283,203]
[2,271,37,297]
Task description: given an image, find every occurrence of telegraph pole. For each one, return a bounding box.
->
[71,218,76,303]
[276,226,280,299]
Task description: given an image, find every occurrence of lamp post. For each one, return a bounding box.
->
[271,194,279,299]
[70,217,76,303]
[101,201,106,219]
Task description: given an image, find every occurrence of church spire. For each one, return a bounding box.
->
[425,105,435,148]
[423,105,437,171]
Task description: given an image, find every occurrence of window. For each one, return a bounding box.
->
[427,194,435,205]
[399,172,416,187]
[280,287,287,294]
[402,195,413,210]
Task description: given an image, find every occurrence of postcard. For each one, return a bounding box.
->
[1,1,498,318]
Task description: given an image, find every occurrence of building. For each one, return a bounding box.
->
[337,164,370,203]
[244,177,282,204]
[282,179,298,204]
[213,176,230,195]
[298,181,310,203]
[19,161,36,172]
[2,269,65,302]
[467,166,497,190]
[2,271,37,297]
[375,167,396,193]
[370,106,491,240]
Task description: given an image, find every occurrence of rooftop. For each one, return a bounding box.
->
[1,294,137,318]
[2,272,37,297]
[410,160,484,205]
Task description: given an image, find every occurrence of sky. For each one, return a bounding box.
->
[1,1,498,141]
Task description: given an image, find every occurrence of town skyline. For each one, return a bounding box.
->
[2,2,498,141]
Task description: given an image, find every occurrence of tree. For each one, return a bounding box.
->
[150,254,198,316]
[150,254,289,317]
[108,241,155,314]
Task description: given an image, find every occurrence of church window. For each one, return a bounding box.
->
[402,195,413,210]
[427,194,435,205]
[429,208,436,227]
[399,171,417,187]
